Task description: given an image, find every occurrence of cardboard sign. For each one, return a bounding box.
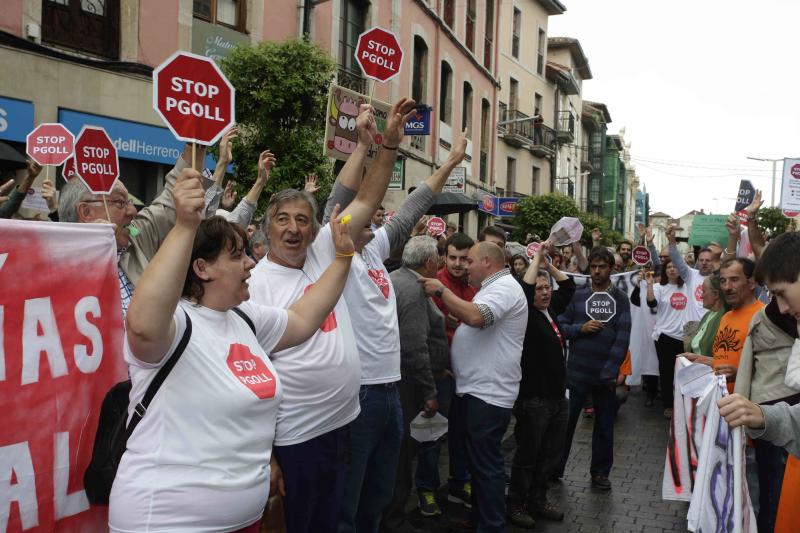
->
[526,242,540,259]
[781,159,800,213]
[632,245,651,266]
[324,84,391,164]
[355,27,404,83]
[427,216,446,236]
[404,106,431,135]
[585,291,617,322]
[153,50,235,146]
[26,123,75,166]
[688,215,729,247]
[0,219,127,532]
[443,166,466,193]
[74,126,120,195]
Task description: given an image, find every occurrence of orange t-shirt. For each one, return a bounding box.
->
[619,351,632,377]
[712,300,764,391]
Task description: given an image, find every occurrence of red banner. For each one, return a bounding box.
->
[0,220,126,532]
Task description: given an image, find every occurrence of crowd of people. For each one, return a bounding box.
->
[4,94,800,533]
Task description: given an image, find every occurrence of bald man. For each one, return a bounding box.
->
[419,241,528,531]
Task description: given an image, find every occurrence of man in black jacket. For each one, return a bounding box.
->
[507,241,575,528]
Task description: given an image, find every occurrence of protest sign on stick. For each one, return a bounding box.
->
[324,84,391,164]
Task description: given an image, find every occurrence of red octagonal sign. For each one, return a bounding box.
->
[74,126,119,194]
[153,51,235,146]
[26,123,75,166]
[355,27,404,83]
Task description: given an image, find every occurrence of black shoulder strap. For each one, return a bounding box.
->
[125,309,192,440]
[232,306,256,334]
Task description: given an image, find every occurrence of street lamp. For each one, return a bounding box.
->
[746,156,782,207]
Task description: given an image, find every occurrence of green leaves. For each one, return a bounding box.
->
[757,206,790,236]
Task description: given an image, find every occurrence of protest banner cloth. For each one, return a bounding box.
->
[688,214,729,247]
[442,166,466,193]
[153,51,235,146]
[780,158,800,214]
[355,27,404,84]
[73,126,120,196]
[324,83,391,164]
[427,217,446,236]
[631,245,651,266]
[0,219,127,532]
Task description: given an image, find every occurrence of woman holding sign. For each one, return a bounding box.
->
[630,258,692,418]
[109,168,355,533]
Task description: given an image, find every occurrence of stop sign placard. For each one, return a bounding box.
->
[631,245,651,266]
[26,123,75,166]
[74,126,119,194]
[153,51,235,146]
[585,291,616,323]
[355,27,404,83]
[427,216,446,236]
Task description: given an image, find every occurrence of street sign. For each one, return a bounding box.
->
[780,159,800,214]
[585,291,616,323]
[477,195,519,217]
[26,123,75,166]
[404,106,431,135]
[479,194,496,215]
[73,126,120,194]
[632,245,651,266]
[355,27,404,83]
[427,216,446,236]
[153,50,235,146]
[443,166,466,193]
[526,242,540,259]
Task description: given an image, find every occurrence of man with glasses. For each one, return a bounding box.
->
[58,143,203,314]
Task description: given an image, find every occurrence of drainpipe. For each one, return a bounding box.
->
[489,0,500,192]
[431,0,441,171]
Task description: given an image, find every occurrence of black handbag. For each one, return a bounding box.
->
[83,310,192,505]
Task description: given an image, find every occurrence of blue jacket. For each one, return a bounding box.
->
[558,285,631,386]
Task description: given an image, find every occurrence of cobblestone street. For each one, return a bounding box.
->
[401,388,689,532]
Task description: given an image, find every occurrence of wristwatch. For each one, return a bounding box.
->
[434,287,444,298]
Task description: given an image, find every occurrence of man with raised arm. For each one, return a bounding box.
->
[667,224,714,321]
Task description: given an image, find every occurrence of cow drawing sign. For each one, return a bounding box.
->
[324,84,391,164]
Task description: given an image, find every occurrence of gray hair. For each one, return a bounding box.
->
[58,178,93,222]
[402,236,438,269]
[261,188,321,239]
[250,228,268,246]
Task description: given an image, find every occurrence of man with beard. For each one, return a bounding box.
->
[617,240,635,272]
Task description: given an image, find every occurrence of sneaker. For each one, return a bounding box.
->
[447,481,472,508]
[417,490,442,517]
[591,475,612,491]
[533,502,565,522]
[507,505,536,529]
[664,408,673,419]
[584,407,594,418]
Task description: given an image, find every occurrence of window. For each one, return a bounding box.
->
[480,99,491,182]
[462,82,473,133]
[412,37,429,104]
[466,0,477,52]
[509,78,519,111]
[339,0,367,74]
[512,8,521,59]
[42,0,120,58]
[532,166,541,195]
[439,62,453,124]
[443,0,455,28]
[483,0,494,70]
[534,93,543,115]
[193,0,246,31]
[506,157,516,195]
[537,29,546,75]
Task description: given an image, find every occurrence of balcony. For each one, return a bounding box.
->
[581,146,594,172]
[497,109,556,159]
[410,135,425,152]
[337,67,367,94]
[556,110,575,143]
[555,177,575,198]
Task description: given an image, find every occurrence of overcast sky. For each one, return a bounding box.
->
[548,0,800,218]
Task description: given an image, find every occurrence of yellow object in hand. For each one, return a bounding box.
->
[341,214,352,225]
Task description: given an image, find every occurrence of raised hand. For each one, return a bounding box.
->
[745,189,763,218]
[411,215,428,236]
[382,97,417,148]
[725,214,740,238]
[41,179,57,211]
[257,150,276,183]
[448,129,469,165]
[357,104,378,146]
[221,180,237,210]
[218,127,238,166]
[329,203,356,257]
[591,227,602,244]
[174,169,206,229]
[666,224,677,244]
[304,173,320,194]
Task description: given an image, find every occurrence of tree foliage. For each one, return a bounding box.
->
[757,206,791,236]
[220,39,336,210]
[511,193,624,246]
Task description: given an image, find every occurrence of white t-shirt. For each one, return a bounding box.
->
[651,282,694,341]
[685,269,708,322]
[346,227,401,384]
[247,224,361,446]
[110,299,287,533]
[451,272,528,409]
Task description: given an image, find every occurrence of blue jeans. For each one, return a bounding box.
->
[559,381,617,478]
[274,426,348,533]
[755,437,788,533]
[338,384,403,533]
[415,376,470,491]
[452,394,512,533]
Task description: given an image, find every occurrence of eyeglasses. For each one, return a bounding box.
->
[535,285,552,292]
[83,198,134,210]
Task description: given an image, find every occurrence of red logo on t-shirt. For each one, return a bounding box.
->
[226,343,277,400]
[694,284,704,302]
[368,268,390,299]
[671,293,688,310]
[304,284,337,332]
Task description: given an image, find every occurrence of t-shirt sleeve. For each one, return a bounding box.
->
[367,226,391,262]
[239,301,289,354]
[124,306,186,369]
[310,223,336,265]
[474,280,517,328]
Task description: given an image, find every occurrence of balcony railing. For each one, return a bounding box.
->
[581,146,594,172]
[497,109,556,158]
[337,67,367,94]
[555,177,575,198]
[556,110,575,142]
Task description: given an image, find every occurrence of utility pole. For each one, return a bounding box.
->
[746,156,782,206]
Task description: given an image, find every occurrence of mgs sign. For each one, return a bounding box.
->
[153,51,235,146]
[355,27,404,83]
[585,291,616,323]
